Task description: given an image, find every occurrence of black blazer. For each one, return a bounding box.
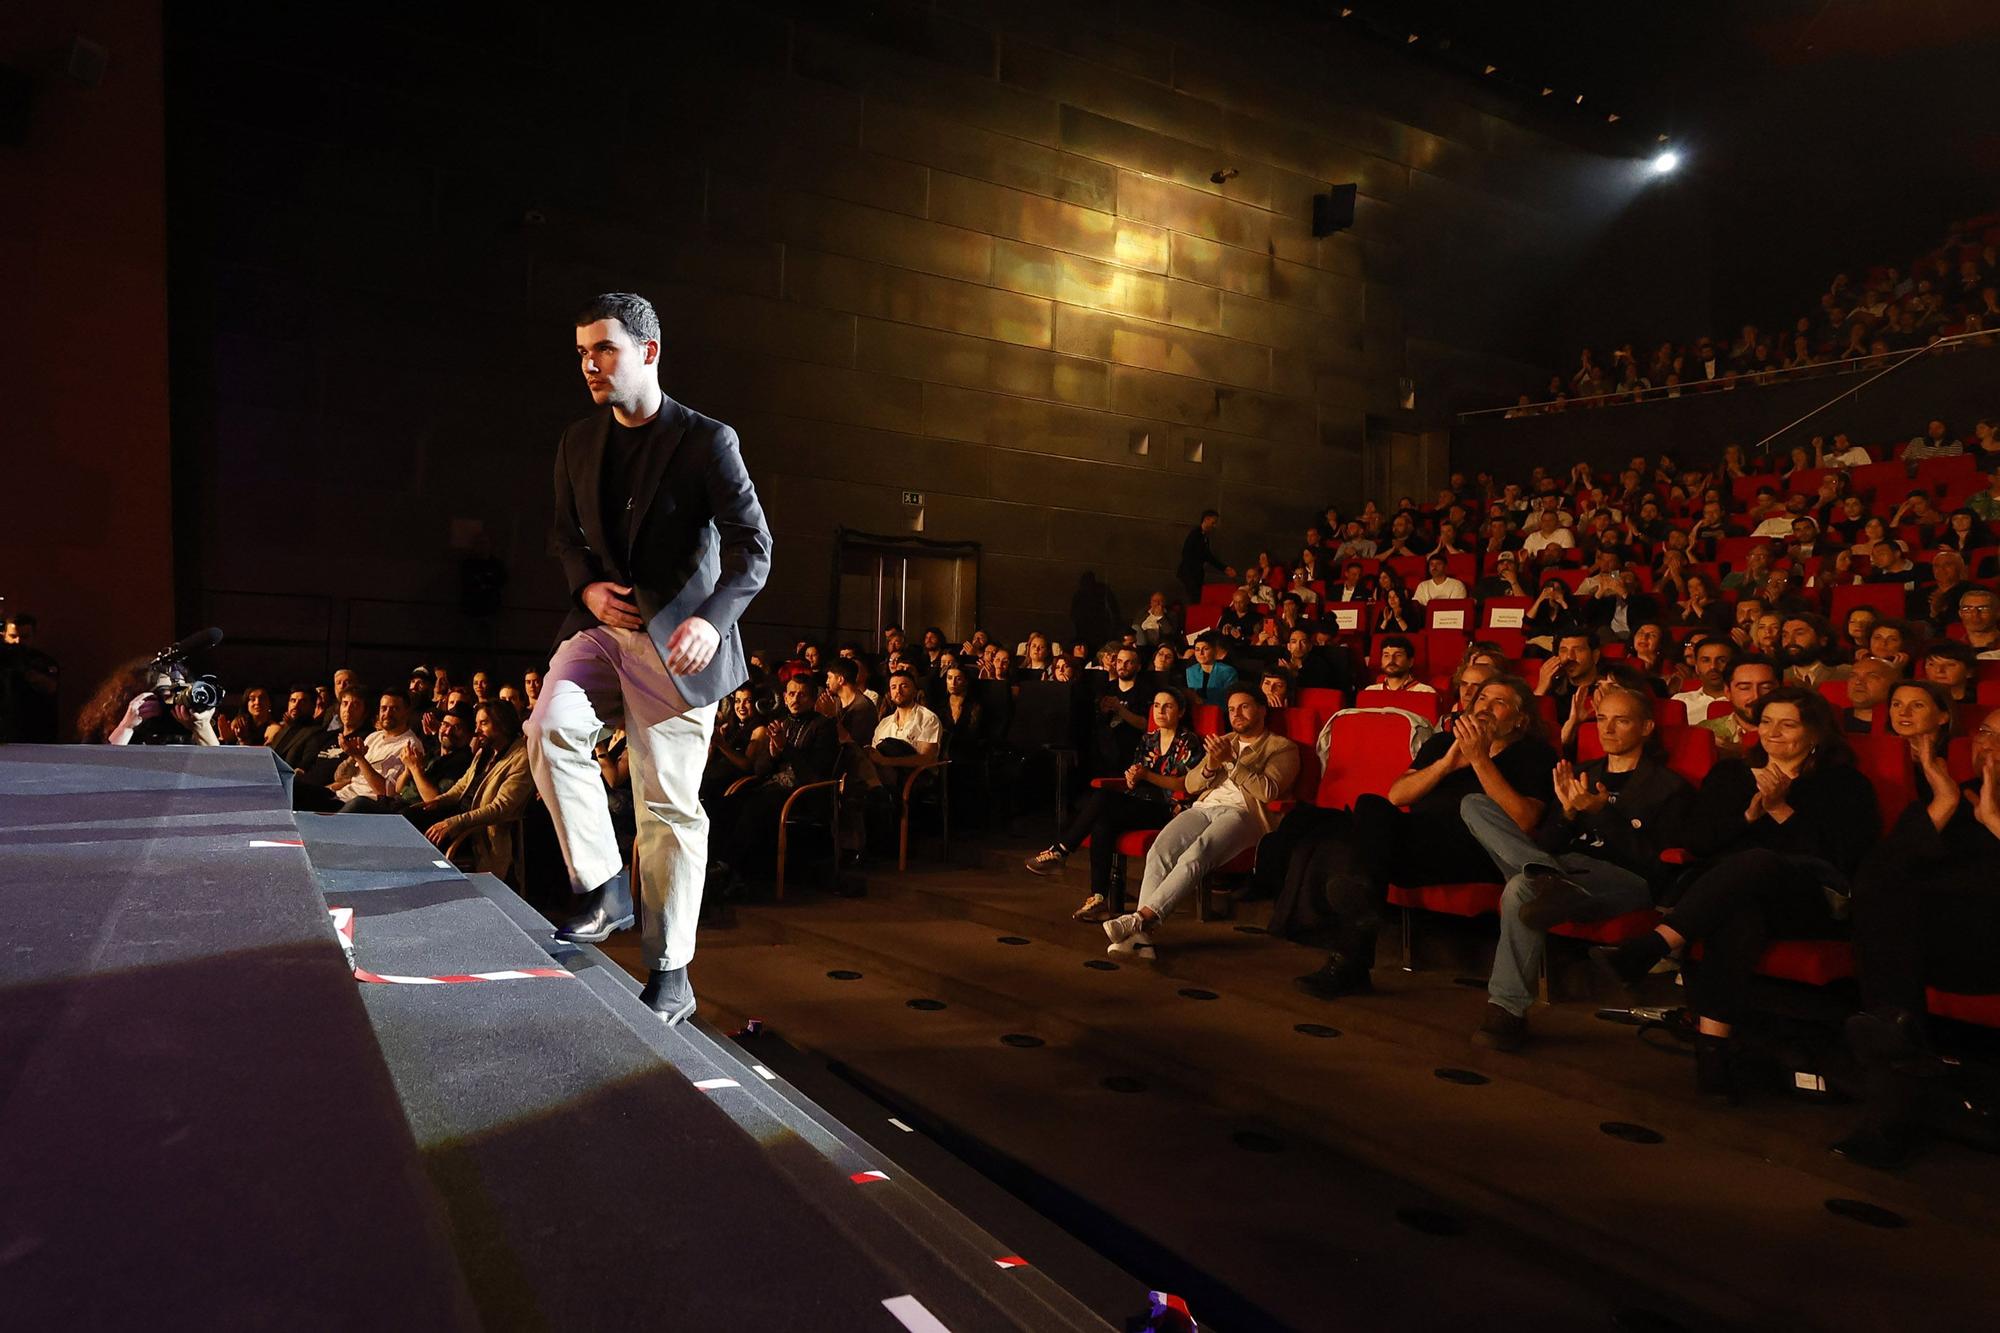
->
[549,397,773,707]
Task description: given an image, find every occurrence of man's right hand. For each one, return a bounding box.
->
[582,581,643,631]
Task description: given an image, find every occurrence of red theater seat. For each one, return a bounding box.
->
[1550,909,1662,945]
[1925,988,2000,1029]
[1297,687,1347,718]
[1356,688,1440,721]
[1314,712,1419,810]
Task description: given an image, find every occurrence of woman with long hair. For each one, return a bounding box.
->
[1626,621,1680,695]
[1837,704,2000,1167]
[1596,687,1878,1100]
[1024,687,1200,923]
[76,659,220,746]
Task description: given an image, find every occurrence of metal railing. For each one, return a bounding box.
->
[1458,327,1999,422]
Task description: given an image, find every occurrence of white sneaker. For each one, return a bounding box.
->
[1103,913,1153,954]
[1109,930,1154,959]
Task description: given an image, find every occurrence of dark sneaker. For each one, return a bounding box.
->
[1471,1003,1528,1052]
[1024,846,1066,876]
[1516,871,1594,931]
[1294,954,1373,1000]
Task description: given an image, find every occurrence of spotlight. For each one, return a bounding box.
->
[1573,93,1584,105]
[1606,113,1620,123]
[1540,86,1553,96]
[1483,64,1497,75]
[1339,6,1352,15]
[1650,150,1681,174]
[1407,33,1419,43]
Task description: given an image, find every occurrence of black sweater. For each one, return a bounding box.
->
[1686,757,1879,878]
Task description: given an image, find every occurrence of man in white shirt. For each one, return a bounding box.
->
[1751,497,1807,540]
[332,691,417,812]
[1413,554,1468,606]
[869,670,942,763]
[1822,432,1872,468]
[1669,636,1737,723]
[1370,636,1437,694]
[1520,511,1575,564]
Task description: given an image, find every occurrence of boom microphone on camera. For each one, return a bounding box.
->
[151,626,223,663]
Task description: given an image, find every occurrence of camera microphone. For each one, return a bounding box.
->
[152,626,224,663]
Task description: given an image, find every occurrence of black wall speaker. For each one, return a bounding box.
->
[1312,182,1358,237]
[0,65,30,147]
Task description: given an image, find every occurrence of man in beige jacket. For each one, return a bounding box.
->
[418,699,535,879]
[1103,684,1299,959]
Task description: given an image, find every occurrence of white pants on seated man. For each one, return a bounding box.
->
[527,626,717,971]
[1105,802,1263,954]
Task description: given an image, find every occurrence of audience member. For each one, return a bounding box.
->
[1296,676,1557,998]
[1101,686,1298,960]
[1464,682,1693,1050]
[1597,688,1878,1100]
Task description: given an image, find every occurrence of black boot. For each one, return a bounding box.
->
[554,870,634,943]
[1694,1034,1741,1105]
[639,966,696,1025]
[1592,930,1670,989]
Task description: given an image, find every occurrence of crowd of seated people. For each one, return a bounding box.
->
[1015,432,1997,1168]
[168,420,2000,1168]
[191,663,537,879]
[1503,210,2000,412]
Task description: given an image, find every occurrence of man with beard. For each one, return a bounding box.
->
[1092,646,1151,776]
[1699,655,1780,756]
[1778,613,1849,689]
[711,675,838,884]
[1670,636,1736,723]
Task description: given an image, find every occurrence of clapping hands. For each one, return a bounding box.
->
[1553,760,1611,817]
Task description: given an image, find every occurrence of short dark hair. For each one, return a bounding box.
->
[575,292,660,344]
[1727,653,1780,682]
[1200,508,1220,521]
[1556,628,1597,649]
[822,658,857,683]
[1378,634,1416,656]
[1224,683,1264,707]
[1923,639,1978,670]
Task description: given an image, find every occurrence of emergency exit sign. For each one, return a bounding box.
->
[902,490,924,506]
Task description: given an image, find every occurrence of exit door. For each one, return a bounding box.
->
[829,529,980,648]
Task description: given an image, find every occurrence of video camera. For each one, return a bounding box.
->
[148,627,224,714]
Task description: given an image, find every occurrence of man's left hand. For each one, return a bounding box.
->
[664,616,721,674]
[425,822,454,848]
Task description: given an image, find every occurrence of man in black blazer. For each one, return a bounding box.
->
[526,293,772,1025]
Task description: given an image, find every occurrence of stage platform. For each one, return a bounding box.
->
[0,745,1126,1331]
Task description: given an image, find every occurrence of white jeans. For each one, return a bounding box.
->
[525,627,717,971]
[1137,802,1264,925]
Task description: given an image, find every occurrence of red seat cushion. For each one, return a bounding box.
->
[1550,908,1661,944]
[1925,988,2000,1028]
[1387,881,1503,917]
[1113,829,1159,858]
[1754,939,1855,986]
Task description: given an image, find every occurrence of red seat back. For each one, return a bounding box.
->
[1356,688,1441,721]
[1423,599,1475,632]
[1831,582,1910,626]
[1314,711,1421,810]
[1665,726,1717,785]
[1297,687,1347,717]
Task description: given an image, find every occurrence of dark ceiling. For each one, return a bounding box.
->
[1327,0,2000,338]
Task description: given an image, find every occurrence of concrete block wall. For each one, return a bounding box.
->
[165,0,1648,684]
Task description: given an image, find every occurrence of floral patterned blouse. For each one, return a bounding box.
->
[1132,728,1199,803]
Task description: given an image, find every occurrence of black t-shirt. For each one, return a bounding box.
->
[601,417,650,572]
[1406,733,1559,821]
[300,731,359,788]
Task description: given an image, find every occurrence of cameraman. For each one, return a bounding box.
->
[76,658,220,746]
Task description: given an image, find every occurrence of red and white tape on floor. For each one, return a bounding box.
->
[327,907,571,985]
